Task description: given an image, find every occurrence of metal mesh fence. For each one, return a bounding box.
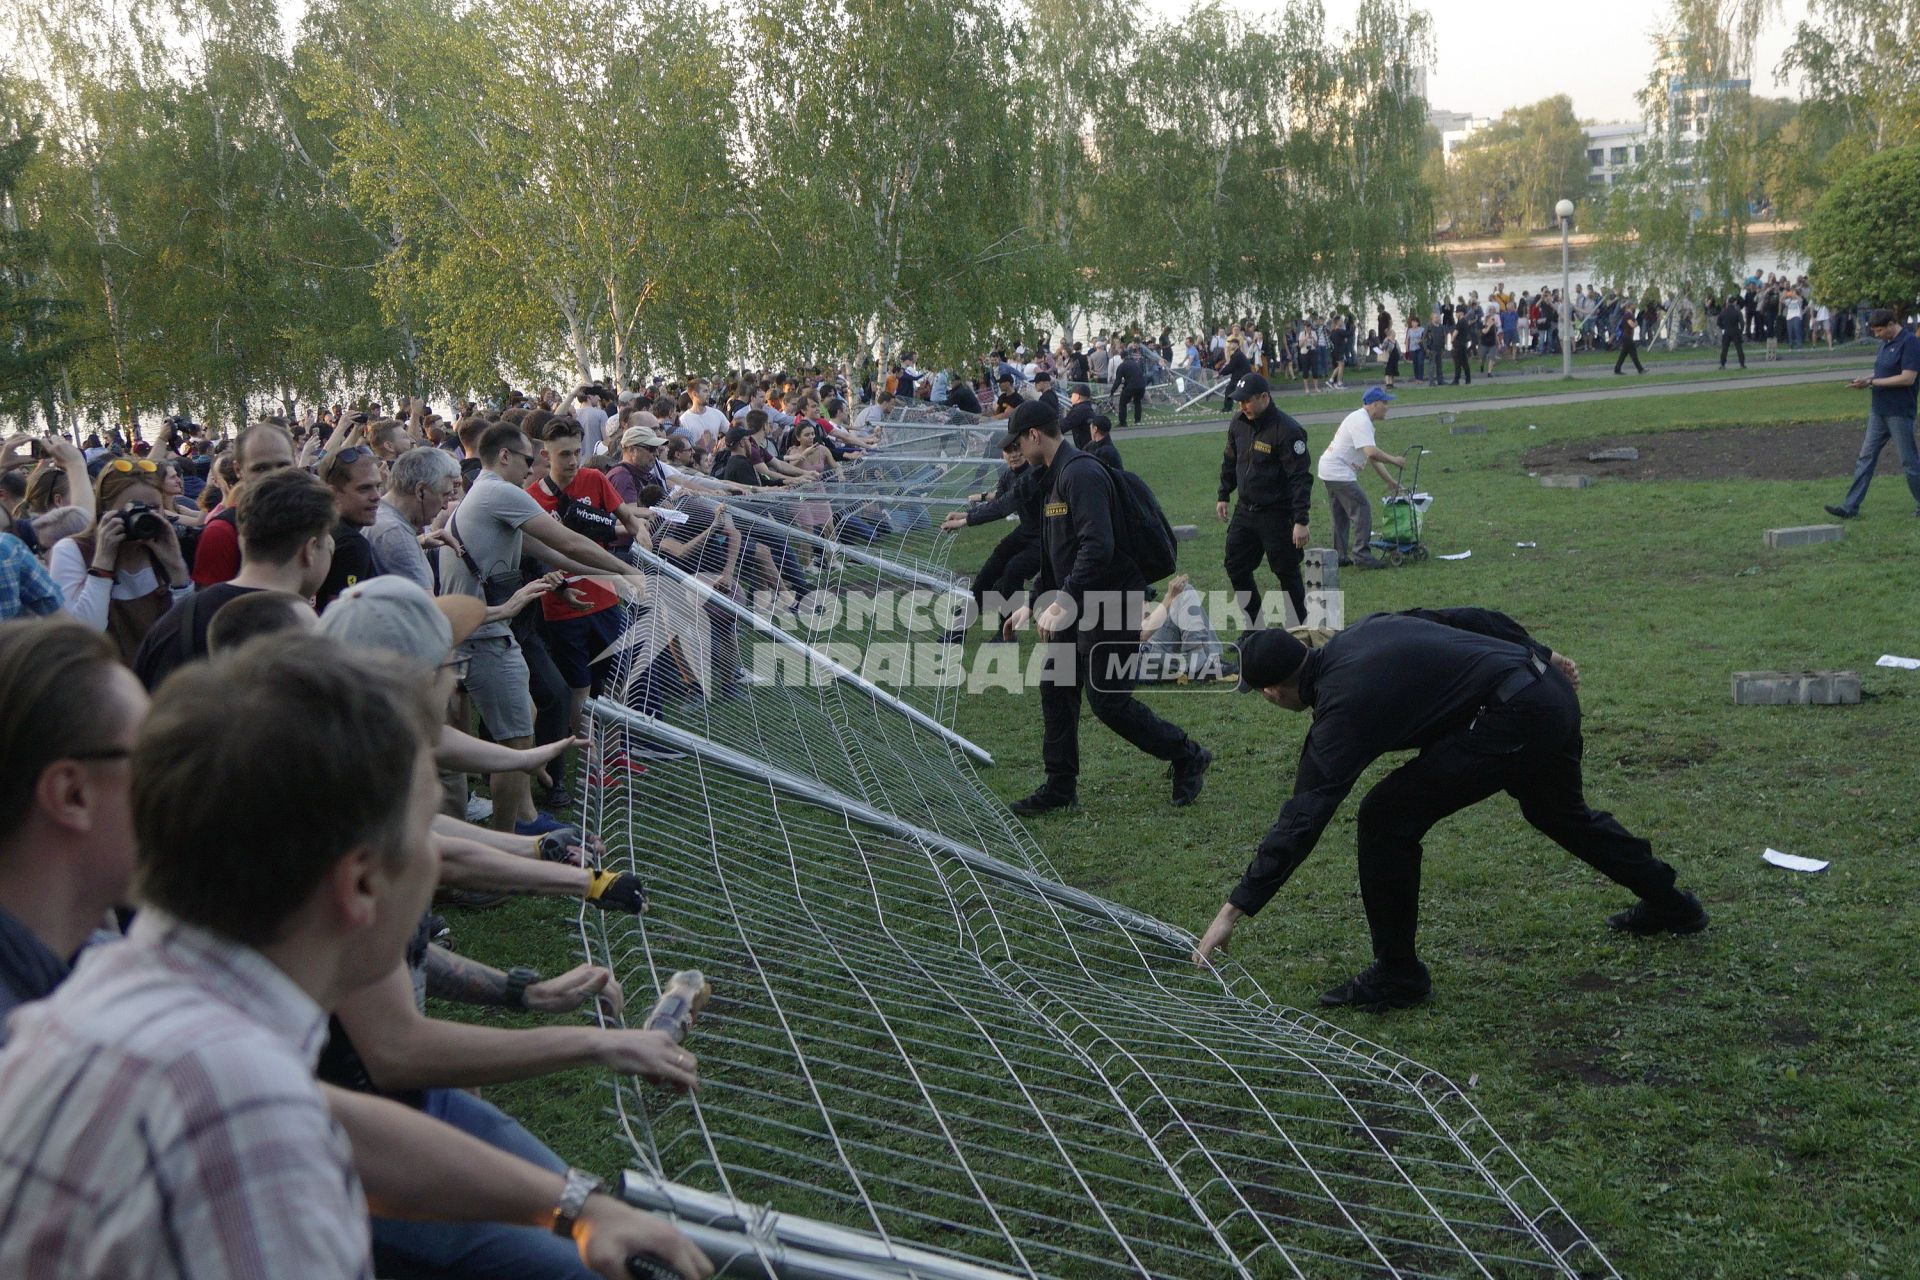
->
[569,439,1618,1279]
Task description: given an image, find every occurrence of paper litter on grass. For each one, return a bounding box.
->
[1515,541,1538,548]
[1875,655,1920,670]
[1763,848,1829,873]
[1436,550,1472,560]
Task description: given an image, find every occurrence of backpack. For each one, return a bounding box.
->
[1067,452,1177,583]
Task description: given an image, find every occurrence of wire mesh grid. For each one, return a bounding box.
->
[571,452,1618,1279]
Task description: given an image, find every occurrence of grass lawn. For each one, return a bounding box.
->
[448,380,1917,1278]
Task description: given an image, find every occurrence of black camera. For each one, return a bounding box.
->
[119,502,169,542]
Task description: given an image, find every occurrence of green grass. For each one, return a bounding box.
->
[1141,346,1870,422]
[447,380,1919,1278]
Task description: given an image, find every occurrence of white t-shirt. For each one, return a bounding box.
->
[1318,408,1378,483]
[679,405,728,441]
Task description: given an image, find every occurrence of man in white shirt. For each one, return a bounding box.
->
[1317,388,1404,569]
[676,382,729,449]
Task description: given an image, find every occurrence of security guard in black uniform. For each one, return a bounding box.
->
[1217,373,1312,628]
[941,439,1043,640]
[1190,609,1707,1010]
[1217,340,1252,409]
[999,399,1211,815]
[1061,385,1097,449]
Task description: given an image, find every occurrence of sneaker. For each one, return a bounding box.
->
[537,783,573,812]
[1823,504,1855,520]
[1319,959,1431,1011]
[1170,745,1212,807]
[464,794,494,823]
[513,812,573,838]
[1607,891,1709,937]
[1009,786,1078,816]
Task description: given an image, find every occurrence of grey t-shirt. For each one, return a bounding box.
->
[439,471,545,639]
[368,498,432,594]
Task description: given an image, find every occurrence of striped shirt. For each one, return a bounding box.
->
[0,912,371,1279]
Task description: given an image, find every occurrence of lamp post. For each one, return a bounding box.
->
[1555,198,1575,379]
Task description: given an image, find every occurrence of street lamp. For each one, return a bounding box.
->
[1555,198,1575,379]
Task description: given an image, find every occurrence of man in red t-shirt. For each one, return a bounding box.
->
[526,419,651,733]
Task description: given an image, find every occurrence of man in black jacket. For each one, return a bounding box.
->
[941,440,1043,640]
[1717,296,1747,369]
[1190,609,1706,1010]
[1217,374,1311,628]
[1033,369,1061,417]
[1061,384,1097,449]
[1112,344,1149,427]
[1218,341,1252,410]
[1085,416,1122,470]
[1000,400,1210,815]
[1450,312,1474,385]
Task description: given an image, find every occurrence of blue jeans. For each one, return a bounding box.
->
[371,1089,596,1280]
[1839,413,1920,515]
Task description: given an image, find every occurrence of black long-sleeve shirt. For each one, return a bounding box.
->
[1219,350,1251,391]
[1062,400,1095,449]
[1228,608,1555,915]
[1035,441,1137,606]
[965,462,1041,540]
[1086,438,1123,470]
[1218,403,1312,523]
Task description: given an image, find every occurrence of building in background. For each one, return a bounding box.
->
[1584,121,1648,190]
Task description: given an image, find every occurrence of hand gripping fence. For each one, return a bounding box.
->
[569,437,1622,1278]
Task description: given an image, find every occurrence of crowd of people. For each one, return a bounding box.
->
[0,371,937,1280]
[0,280,1912,1276]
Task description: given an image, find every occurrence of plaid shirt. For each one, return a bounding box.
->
[0,912,372,1279]
[0,532,61,621]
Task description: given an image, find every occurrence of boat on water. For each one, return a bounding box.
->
[1476,257,1506,269]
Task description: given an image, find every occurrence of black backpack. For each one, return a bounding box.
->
[1067,453,1177,583]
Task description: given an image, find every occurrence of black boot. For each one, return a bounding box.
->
[1319,958,1432,1011]
[1170,744,1213,807]
[1010,785,1078,816]
[1607,890,1709,936]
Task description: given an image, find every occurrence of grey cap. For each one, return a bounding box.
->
[319,576,483,665]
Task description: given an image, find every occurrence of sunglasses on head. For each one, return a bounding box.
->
[107,458,159,474]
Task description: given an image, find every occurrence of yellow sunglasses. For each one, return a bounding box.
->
[106,458,160,474]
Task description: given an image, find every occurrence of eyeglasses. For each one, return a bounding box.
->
[106,458,159,474]
[438,655,471,680]
[507,449,536,466]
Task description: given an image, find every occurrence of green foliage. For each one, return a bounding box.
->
[1772,0,1920,218]
[1803,144,1920,308]
[1440,95,1590,235]
[0,126,91,428]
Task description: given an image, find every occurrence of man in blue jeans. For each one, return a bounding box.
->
[1826,309,1920,520]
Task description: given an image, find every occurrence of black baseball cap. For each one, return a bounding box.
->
[996,398,1059,451]
[1236,628,1308,692]
[1228,373,1271,402]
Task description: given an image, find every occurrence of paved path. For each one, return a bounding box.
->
[1129,360,1862,439]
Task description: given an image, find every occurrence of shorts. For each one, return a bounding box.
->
[461,633,534,741]
[546,607,624,692]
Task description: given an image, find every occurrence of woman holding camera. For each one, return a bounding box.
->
[49,458,192,662]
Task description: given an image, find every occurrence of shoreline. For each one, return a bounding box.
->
[1435,222,1800,256]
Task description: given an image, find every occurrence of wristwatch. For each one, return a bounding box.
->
[503,966,539,1010]
[551,1166,604,1239]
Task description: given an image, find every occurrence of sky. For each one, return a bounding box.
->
[1146,0,1810,124]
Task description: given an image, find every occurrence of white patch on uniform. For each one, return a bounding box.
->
[1293,439,1307,454]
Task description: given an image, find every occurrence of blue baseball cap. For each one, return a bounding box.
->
[1362,387,1395,405]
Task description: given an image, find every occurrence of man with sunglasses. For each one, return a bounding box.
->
[315,445,387,612]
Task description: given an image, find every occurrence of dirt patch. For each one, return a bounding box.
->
[1569,971,1620,993]
[1530,1046,1629,1087]
[1523,420,1864,482]
[1769,1015,1819,1047]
